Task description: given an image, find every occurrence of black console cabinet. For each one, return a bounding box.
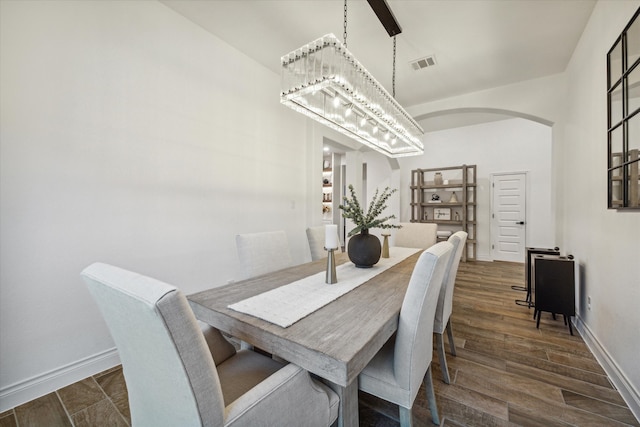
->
[532,254,575,335]
[515,247,560,307]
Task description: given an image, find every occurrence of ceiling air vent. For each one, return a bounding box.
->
[410,55,437,70]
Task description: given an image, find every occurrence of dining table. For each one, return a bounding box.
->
[187,247,422,427]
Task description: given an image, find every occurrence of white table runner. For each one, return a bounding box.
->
[228,247,421,328]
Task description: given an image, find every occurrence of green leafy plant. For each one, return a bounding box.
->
[339,184,401,237]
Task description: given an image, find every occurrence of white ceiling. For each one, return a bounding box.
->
[161,0,595,131]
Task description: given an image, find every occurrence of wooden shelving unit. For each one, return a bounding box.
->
[410,165,477,261]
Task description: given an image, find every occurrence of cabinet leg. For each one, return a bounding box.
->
[566,316,574,336]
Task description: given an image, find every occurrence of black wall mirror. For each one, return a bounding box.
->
[607,7,640,209]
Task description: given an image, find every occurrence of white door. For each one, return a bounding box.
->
[491,173,526,262]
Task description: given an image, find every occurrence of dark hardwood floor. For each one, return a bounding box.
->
[1,261,638,426]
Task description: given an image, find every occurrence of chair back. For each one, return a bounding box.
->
[394,242,453,400]
[236,230,293,279]
[82,263,225,427]
[434,231,467,334]
[306,226,327,261]
[394,222,437,249]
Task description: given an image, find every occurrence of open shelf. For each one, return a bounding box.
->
[410,165,477,261]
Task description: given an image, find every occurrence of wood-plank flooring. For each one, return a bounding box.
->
[2,261,638,426]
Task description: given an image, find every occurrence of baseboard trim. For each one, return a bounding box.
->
[0,348,120,412]
[574,316,640,422]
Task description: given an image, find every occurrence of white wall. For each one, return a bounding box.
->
[361,152,401,242]
[558,0,640,416]
[397,118,554,261]
[408,73,565,126]
[0,0,315,409]
[405,67,568,262]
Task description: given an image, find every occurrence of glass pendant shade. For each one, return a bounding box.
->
[281,34,424,158]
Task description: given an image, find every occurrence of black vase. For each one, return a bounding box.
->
[347,229,381,268]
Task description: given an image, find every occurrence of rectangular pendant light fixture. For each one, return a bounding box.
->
[280,34,424,158]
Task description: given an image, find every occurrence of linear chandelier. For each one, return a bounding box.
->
[280,3,424,158]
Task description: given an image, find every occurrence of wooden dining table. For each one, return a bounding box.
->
[187,249,422,427]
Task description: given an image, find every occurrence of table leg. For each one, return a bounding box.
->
[326,380,359,427]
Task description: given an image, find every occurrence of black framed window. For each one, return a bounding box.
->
[607,7,640,209]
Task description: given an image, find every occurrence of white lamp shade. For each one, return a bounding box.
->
[325,224,339,250]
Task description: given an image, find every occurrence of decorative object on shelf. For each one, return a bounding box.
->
[434,172,443,185]
[339,184,400,267]
[322,205,331,213]
[434,208,451,221]
[280,1,424,158]
[381,233,390,258]
[323,159,331,169]
[454,212,460,221]
[429,193,441,203]
[324,224,339,284]
[323,178,330,185]
[449,192,458,203]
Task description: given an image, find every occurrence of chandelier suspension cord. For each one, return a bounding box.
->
[343,0,348,47]
[392,35,397,98]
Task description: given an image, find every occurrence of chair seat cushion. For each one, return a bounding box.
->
[358,335,412,407]
[313,379,340,423]
[217,349,284,405]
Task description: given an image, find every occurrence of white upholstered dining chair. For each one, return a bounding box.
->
[435,231,467,384]
[358,241,453,426]
[394,222,438,249]
[306,226,327,261]
[81,263,339,427]
[236,230,293,279]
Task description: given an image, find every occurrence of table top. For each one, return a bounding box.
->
[187,250,421,387]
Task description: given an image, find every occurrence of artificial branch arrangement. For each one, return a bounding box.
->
[339,184,401,237]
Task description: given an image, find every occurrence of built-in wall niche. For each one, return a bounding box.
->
[322,156,333,222]
[607,6,640,209]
